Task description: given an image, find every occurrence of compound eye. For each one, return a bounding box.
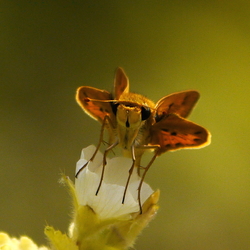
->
[141,106,151,120]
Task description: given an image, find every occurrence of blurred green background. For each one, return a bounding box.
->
[1,1,250,249]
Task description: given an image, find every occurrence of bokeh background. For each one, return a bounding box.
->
[1,1,250,249]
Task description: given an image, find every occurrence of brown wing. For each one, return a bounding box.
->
[76,86,115,123]
[155,90,200,119]
[150,113,211,155]
[113,67,129,100]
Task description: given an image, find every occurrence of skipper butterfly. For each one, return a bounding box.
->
[76,68,211,213]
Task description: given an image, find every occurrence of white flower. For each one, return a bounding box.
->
[46,145,160,250]
[75,145,154,220]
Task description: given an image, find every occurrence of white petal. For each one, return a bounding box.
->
[75,145,154,220]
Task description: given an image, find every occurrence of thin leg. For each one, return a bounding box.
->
[122,144,136,204]
[75,115,114,178]
[135,145,160,176]
[137,146,160,214]
[95,140,119,195]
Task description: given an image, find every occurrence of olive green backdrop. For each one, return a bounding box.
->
[1,1,250,249]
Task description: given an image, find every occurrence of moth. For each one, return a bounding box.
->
[76,67,211,213]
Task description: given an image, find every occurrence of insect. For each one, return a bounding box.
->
[76,67,211,213]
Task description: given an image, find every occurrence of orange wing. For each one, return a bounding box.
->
[76,68,130,124]
[155,90,200,119]
[113,67,129,100]
[150,114,210,155]
[76,86,115,123]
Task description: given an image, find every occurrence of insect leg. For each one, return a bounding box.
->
[122,144,136,204]
[95,140,119,195]
[137,145,160,214]
[75,115,114,178]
